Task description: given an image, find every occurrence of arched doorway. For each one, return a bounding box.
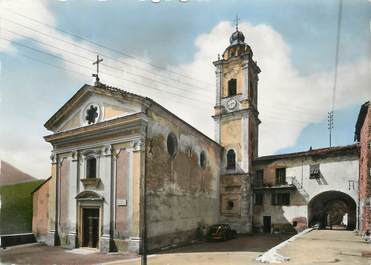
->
[308,191,356,230]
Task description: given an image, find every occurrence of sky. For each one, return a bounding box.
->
[0,0,370,179]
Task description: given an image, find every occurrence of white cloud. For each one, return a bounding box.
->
[0,1,369,178]
[177,21,370,155]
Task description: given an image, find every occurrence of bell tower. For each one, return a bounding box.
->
[213,24,261,233]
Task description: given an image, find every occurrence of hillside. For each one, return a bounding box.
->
[0,180,44,235]
[0,160,36,187]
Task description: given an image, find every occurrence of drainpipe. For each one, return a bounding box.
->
[110,145,115,251]
[141,110,149,265]
[54,152,60,246]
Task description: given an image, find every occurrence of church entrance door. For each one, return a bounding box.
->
[82,208,99,248]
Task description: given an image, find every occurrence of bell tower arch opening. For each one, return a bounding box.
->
[228,79,237,96]
[308,191,356,230]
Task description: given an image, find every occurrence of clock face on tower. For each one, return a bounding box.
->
[226,99,237,110]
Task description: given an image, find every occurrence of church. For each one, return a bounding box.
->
[33,26,364,253]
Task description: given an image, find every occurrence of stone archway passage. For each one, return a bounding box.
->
[308,191,356,230]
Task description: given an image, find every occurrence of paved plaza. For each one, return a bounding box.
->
[1,231,370,265]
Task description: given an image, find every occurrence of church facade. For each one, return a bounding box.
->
[43,84,222,252]
[35,27,364,253]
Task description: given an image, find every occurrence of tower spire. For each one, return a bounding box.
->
[234,15,240,30]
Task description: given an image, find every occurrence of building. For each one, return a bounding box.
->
[41,83,221,252]
[355,101,371,232]
[34,26,364,253]
[31,177,51,242]
[252,145,358,233]
[213,25,260,233]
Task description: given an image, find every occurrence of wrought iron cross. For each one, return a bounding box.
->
[92,55,103,84]
[234,15,240,30]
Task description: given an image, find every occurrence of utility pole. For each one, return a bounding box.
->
[328,111,334,147]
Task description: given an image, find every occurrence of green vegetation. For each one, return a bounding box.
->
[0,180,44,235]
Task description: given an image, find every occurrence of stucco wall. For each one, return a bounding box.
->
[222,60,244,97]
[32,179,50,241]
[253,151,359,231]
[146,107,221,250]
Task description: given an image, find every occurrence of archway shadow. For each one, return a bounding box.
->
[308,191,356,230]
[155,233,292,254]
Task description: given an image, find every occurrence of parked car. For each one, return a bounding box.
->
[207,224,237,241]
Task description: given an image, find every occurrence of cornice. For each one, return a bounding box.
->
[44,112,148,145]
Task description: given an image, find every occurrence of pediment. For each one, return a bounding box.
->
[45,84,144,133]
[75,190,104,201]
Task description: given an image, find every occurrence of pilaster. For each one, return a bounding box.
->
[242,60,249,99]
[100,145,113,252]
[241,113,250,172]
[46,151,58,246]
[66,151,78,249]
[215,64,222,106]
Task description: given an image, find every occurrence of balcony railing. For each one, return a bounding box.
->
[252,176,310,201]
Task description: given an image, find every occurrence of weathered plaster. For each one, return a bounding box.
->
[253,150,359,232]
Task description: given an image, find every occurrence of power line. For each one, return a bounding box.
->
[3,8,214,87]
[261,114,314,124]
[2,28,214,101]
[1,17,213,96]
[262,105,324,118]
[12,50,90,79]
[327,0,343,147]
[272,102,325,115]
[332,0,343,112]
[0,37,212,108]
[2,17,213,97]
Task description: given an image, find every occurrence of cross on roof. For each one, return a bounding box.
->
[234,15,240,30]
[92,55,103,85]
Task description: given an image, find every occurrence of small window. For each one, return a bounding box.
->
[167,133,178,157]
[227,200,234,210]
[254,193,263,206]
[254,170,264,186]
[228,79,237,96]
[199,151,206,168]
[86,157,97,179]
[226,149,236,170]
[275,168,286,185]
[309,164,320,179]
[271,192,290,206]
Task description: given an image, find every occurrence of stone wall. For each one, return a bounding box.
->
[359,106,371,232]
[145,107,221,251]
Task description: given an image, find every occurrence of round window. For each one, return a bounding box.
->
[167,133,178,157]
[199,151,206,168]
[82,103,101,125]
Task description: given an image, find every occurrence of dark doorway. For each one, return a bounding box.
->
[263,216,271,233]
[82,208,99,248]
